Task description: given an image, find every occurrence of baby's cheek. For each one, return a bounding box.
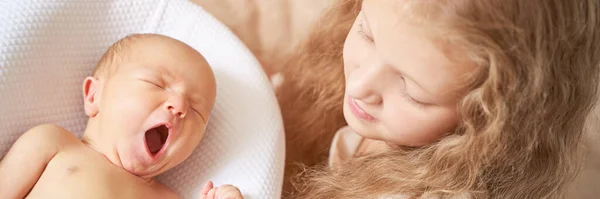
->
[181,125,205,158]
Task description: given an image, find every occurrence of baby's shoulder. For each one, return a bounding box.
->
[20,124,80,148]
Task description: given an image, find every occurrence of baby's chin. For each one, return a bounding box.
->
[115,127,200,179]
[116,143,174,179]
[125,125,174,177]
[120,156,174,179]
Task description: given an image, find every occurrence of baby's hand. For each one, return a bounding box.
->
[199,181,243,199]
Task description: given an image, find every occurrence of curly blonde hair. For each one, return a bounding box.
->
[278,0,600,198]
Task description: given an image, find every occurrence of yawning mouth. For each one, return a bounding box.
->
[145,125,169,156]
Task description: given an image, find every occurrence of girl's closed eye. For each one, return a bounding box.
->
[401,89,426,108]
[399,77,427,108]
[357,15,374,43]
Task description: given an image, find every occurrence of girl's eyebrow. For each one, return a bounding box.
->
[361,2,439,103]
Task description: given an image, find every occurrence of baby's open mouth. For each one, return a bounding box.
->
[145,125,169,156]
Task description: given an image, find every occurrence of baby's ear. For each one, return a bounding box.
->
[83,76,101,117]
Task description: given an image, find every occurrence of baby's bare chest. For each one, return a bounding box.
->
[25,147,172,199]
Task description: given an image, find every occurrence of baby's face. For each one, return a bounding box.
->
[90,36,216,178]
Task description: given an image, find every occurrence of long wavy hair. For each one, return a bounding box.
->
[277,0,600,198]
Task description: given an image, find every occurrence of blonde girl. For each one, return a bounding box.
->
[276,0,600,198]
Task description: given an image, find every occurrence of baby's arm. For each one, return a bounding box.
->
[0,124,76,198]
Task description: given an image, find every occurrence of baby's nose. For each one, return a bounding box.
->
[165,95,188,118]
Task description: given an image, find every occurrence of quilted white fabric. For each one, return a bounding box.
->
[0,0,285,198]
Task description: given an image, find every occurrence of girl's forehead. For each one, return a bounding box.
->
[364,1,475,104]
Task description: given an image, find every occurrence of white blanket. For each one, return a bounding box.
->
[0,0,285,198]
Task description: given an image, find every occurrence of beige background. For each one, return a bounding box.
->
[191,0,334,76]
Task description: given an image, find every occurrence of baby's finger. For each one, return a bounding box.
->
[200,181,214,196]
[206,188,216,199]
[215,185,243,199]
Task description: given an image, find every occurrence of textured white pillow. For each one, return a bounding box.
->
[0,0,285,198]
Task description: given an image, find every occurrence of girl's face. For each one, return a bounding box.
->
[342,0,474,146]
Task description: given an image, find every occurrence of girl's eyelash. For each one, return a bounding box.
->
[357,19,373,42]
[399,77,427,108]
[400,89,426,108]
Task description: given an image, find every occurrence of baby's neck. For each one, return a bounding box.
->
[81,133,105,157]
[81,121,157,182]
[81,125,126,175]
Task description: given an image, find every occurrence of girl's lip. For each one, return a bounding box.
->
[347,96,376,121]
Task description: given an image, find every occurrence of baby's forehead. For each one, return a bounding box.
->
[116,36,205,67]
[111,34,213,78]
[94,34,171,76]
[126,36,186,50]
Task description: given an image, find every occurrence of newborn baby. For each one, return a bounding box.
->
[0,34,242,199]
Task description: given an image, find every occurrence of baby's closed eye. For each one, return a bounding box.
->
[140,78,165,89]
